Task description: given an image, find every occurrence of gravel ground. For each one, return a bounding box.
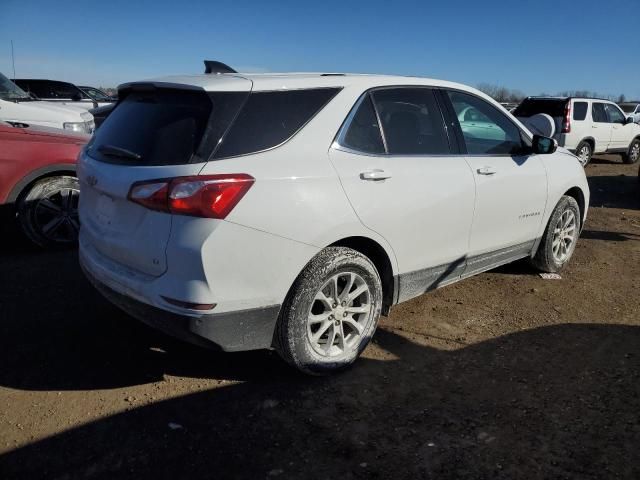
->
[0,155,639,479]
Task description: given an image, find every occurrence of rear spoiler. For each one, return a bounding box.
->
[204,60,237,74]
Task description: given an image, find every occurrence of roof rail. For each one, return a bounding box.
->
[203,60,237,74]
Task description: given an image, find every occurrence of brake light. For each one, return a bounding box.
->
[128,174,254,219]
[562,102,571,133]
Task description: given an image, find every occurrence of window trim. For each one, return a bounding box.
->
[439,87,533,157]
[211,86,343,161]
[333,85,455,157]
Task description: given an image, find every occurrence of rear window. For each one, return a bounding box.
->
[513,99,567,118]
[573,101,588,121]
[213,88,341,159]
[89,88,246,165]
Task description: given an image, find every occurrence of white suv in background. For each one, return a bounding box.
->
[0,72,94,133]
[78,71,589,374]
[514,97,640,166]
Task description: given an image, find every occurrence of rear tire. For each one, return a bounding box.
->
[530,196,581,273]
[17,175,80,248]
[575,141,592,167]
[275,247,383,375]
[622,139,640,164]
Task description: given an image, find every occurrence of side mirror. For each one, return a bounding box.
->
[532,134,557,155]
[626,116,636,125]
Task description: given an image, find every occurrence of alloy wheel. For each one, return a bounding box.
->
[33,187,80,243]
[578,145,591,166]
[552,209,577,263]
[630,143,640,163]
[307,272,372,357]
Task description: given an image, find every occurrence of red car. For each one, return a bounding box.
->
[0,121,89,247]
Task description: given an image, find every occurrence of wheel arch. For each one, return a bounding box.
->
[563,186,586,226]
[578,137,595,151]
[329,236,395,315]
[7,163,77,205]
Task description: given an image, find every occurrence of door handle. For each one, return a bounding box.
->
[360,169,392,181]
[476,166,497,176]
[592,125,598,129]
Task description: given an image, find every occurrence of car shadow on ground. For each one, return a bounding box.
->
[0,319,638,479]
[1,249,639,478]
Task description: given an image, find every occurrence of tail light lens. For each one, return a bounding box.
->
[561,102,571,133]
[128,174,254,219]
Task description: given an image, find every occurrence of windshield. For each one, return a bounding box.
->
[81,87,112,102]
[0,72,31,101]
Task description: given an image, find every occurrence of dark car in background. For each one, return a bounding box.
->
[0,121,88,247]
[12,79,112,111]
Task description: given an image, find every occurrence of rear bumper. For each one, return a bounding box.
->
[81,259,280,352]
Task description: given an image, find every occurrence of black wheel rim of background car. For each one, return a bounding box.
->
[33,187,80,243]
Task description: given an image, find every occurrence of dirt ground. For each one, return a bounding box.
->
[0,155,639,479]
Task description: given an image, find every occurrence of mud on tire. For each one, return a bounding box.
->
[275,247,383,375]
[531,195,581,273]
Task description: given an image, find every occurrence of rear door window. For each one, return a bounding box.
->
[371,88,450,155]
[213,88,341,159]
[573,102,588,121]
[89,88,245,165]
[592,103,608,122]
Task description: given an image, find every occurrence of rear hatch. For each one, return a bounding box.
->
[78,80,252,276]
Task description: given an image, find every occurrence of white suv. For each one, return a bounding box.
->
[514,97,640,166]
[78,72,589,374]
[1,72,94,133]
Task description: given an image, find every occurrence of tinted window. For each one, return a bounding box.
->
[605,104,625,123]
[513,98,567,118]
[14,80,50,99]
[573,102,588,121]
[214,88,340,159]
[372,88,449,155]
[592,103,607,122]
[448,90,524,155]
[89,89,235,166]
[341,94,384,154]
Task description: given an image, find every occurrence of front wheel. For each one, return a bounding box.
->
[275,247,383,375]
[622,139,640,164]
[17,175,80,248]
[530,195,581,273]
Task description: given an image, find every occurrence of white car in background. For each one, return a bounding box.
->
[0,73,94,133]
[78,70,589,374]
[514,97,640,166]
[619,102,640,124]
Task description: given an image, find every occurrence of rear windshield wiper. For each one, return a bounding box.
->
[97,144,142,161]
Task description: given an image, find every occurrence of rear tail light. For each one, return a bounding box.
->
[561,102,571,133]
[128,174,254,219]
